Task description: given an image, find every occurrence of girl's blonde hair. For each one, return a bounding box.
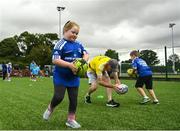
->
[63,21,80,34]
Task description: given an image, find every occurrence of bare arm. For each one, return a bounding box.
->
[133,68,137,74]
[82,52,89,62]
[97,75,116,89]
[112,72,121,85]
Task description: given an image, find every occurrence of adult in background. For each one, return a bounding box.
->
[44,66,50,77]
[2,62,7,80]
[7,62,12,81]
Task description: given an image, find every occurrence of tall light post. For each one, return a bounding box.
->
[57,6,65,39]
[169,23,176,74]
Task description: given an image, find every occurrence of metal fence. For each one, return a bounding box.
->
[118,46,180,80]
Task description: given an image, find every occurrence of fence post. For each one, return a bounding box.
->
[165,46,168,80]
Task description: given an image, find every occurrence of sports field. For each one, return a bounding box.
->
[0,77,180,130]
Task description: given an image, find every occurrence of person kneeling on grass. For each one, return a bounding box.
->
[85,55,121,107]
[130,50,159,104]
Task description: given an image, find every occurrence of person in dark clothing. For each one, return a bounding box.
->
[2,62,7,80]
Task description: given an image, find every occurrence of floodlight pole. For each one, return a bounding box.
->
[169,23,176,74]
[57,6,65,39]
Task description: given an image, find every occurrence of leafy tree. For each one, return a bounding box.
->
[44,33,59,49]
[17,31,58,55]
[139,50,160,66]
[17,31,36,55]
[0,37,22,57]
[168,54,180,63]
[0,31,58,66]
[105,49,119,61]
[167,54,180,71]
[27,44,52,66]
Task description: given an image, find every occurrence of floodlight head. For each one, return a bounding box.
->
[169,23,176,28]
[57,6,65,11]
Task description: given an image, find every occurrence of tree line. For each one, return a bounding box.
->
[0,31,59,69]
[0,31,180,72]
[105,49,180,73]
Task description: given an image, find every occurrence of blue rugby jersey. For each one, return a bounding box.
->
[52,38,88,87]
[32,66,40,75]
[30,63,36,71]
[2,64,7,73]
[7,65,12,73]
[132,57,152,77]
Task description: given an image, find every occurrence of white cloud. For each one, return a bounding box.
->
[0,0,180,62]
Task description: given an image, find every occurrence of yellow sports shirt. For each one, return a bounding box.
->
[88,55,110,75]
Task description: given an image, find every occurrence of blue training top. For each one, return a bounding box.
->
[52,38,87,87]
[32,66,40,75]
[132,57,152,77]
[2,64,7,73]
[30,63,36,72]
[7,65,12,73]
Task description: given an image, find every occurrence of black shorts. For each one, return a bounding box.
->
[135,75,153,89]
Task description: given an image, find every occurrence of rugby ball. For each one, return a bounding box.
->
[116,84,128,95]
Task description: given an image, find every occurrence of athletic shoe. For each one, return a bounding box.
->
[66,120,81,128]
[153,99,160,104]
[85,95,91,103]
[43,108,52,120]
[106,99,120,107]
[140,97,151,104]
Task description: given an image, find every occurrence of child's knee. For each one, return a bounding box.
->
[54,93,64,101]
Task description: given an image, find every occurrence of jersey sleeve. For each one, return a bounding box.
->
[79,42,88,55]
[132,59,137,69]
[52,40,66,60]
[52,49,62,60]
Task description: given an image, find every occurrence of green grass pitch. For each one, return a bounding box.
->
[0,77,180,130]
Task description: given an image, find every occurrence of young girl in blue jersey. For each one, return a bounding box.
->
[43,21,89,128]
[30,61,36,80]
[130,50,159,104]
[32,65,40,81]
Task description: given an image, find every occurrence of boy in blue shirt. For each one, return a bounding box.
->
[130,50,159,104]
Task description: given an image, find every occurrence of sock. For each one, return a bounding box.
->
[68,113,75,121]
[48,104,53,112]
[144,96,149,99]
[154,99,158,102]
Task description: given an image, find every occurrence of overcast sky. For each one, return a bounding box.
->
[0,0,180,62]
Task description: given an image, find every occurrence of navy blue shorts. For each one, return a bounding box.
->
[135,75,153,89]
